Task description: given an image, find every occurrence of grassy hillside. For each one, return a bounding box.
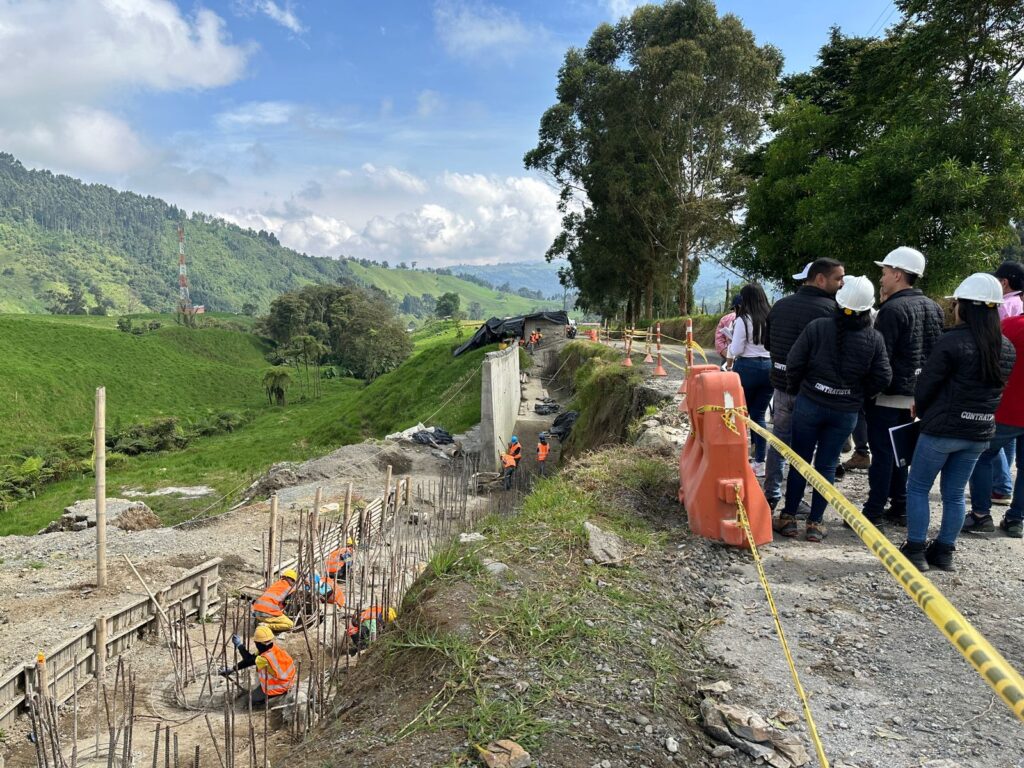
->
[0,324,491,535]
[347,262,561,318]
[451,260,563,296]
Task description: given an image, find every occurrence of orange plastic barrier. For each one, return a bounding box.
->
[678,366,772,547]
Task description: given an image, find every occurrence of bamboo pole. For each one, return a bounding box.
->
[95,386,107,587]
[267,496,279,588]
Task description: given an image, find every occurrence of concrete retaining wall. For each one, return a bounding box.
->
[480,345,521,471]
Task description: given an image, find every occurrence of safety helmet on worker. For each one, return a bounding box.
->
[874,246,926,276]
[253,624,275,643]
[835,275,875,313]
[282,568,298,581]
[510,436,518,444]
[947,273,1005,306]
[346,537,354,546]
[538,432,548,442]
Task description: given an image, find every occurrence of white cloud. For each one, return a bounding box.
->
[433,1,540,61]
[0,0,251,175]
[361,163,429,195]
[221,208,357,256]
[217,102,297,129]
[252,0,305,34]
[417,90,443,118]
[604,0,642,19]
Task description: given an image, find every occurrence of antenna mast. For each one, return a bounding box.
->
[176,224,196,326]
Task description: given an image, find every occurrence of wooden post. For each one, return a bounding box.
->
[199,576,209,621]
[383,465,392,513]
[95,386,107,588]
[267,495,279,588]
[311,486,322,545]
[404,476,411,508]
[35,654,48,701]
[94,616,107,685]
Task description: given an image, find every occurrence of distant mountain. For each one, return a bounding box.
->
[451,261,565,298]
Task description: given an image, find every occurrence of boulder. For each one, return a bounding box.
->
[479,740,531,768]
[584,521,625,567]
[43,499,160,534]
[635,425,688,455]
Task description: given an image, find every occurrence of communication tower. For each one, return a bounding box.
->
[176,224,196,326]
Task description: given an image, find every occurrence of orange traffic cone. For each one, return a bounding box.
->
[622,352,633,367]
[654,352,667,376]
[644,337,654,363]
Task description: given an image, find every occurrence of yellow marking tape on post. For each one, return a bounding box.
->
[696,403,746,436]
[734,488,830,768]
[741,415,1024,723]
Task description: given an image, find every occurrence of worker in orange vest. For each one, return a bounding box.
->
[251,569,297,633]
[537,433,550,477]
[500,451,517,490]
[220,624,296,707]
[325,537,355,580]
[507,436,522,465]
[313,573,345,606]
[346,606,397,654]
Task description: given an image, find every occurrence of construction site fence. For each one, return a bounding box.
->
[0,557,222,733]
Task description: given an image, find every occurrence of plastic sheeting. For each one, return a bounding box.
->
[453,311,570,356]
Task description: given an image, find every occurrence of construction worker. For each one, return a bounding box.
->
[507,436,522,465]
[537,433,550,477]
[500,451,517,490]
[325,537,355,580]
[312,574,345,606]
[220,624,296,707]
[251,568,297,633]
[346,606,397,654]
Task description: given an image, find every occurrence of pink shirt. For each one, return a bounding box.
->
[1000,292,1023,320]
[715,312,736,357]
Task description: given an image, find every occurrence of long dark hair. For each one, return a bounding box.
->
[958,300,1006,385]
[736,283,770,345]
[833,308,872,383]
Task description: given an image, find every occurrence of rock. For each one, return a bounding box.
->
[485,562,510,576]
[665,736,680,753]
[698,680,733,695]
[635,425,688,455]
[583,558,595,566]
[584,521,625,566]
[460,532,486,543]
[711,745,734,758]
[633,714,650,726]
[479,739,531,768]
[43,499,160,534]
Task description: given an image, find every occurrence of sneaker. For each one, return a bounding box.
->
[992,492,1012,506]
[843,452,871,471]
[793,500,812,519]
[925,540,956,572]
[805,522,827,542]
[773,515,799,537]
[834,463,846,480]
[961,512,995,533]
[751,461,766,478]
[999,517,1024,538]
[899,540,929,571]
[882,506,907,527]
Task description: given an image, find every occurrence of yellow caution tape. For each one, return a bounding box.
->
[741,415,1024,723]
[696,403,747,436]
[687,338,708,362]
[734,487,830,768]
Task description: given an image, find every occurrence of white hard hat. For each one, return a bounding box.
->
[792,262,813,280]
[874,246,926,276]
[835,275,875,313]
[947,273,1004,305]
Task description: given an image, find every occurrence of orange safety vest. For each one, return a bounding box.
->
[537,442,549,461]
[323,576,345,606]
[325,547,354,576]
[508,443,522,463]
[500,452,516,469]
[346,606,388,636]
[257,644,296,696]
[252,578,292,617]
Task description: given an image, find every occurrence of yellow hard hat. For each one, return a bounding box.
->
[253,624,274,643]
[387,607,397,622]
[282,568,298,581]
[346,537,354,547]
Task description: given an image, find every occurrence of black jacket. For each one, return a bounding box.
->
[785,317,892,412]
[874,288,945,397]
[765,286,837,390]
[915,326,1016,440]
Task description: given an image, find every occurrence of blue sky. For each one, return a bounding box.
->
[0,0,893,265]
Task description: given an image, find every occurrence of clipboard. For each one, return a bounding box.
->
[890,421,921,469]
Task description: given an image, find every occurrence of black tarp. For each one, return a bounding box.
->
[453,310,570,356]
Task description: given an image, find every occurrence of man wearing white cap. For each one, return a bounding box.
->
[792,262,813,282]
[862,247,945,526]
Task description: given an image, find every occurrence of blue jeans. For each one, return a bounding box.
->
[764,389,796,504]
[993,441,1017,495]
[783,395,858,523]
[906,434,987,546]
[734,358,773,463]
[864,402,913,519]
[968,424,1024,521]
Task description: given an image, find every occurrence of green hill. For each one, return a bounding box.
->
[0,152,559,317]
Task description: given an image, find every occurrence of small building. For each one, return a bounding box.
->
[453,311,570,356]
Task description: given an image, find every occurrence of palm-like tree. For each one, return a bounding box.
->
[262,368,292,406]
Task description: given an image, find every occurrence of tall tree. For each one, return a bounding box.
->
[525,0,780,316]
[734,2,1024,292]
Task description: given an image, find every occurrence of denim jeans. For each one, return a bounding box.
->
[734,358,773,463]
[853,410,869,453]
[968,424,1024,521]
[993,442,1017,495]
[763,389,796,503]
[864,402,913,518]
[783,395,858,523]
[906,433,987,546]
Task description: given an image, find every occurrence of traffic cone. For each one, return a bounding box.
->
[622,351,633,367]
[654,352,667,377]
[644,335,654,363]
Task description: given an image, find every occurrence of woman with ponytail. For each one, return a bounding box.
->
[776,276,891,541]
[726,284,772,476]
[901,273,1016,572]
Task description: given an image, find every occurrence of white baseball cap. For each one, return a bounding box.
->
[874,246,926,276]
[792,262,813,280]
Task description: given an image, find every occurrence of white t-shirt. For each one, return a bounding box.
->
[728,316,770,359]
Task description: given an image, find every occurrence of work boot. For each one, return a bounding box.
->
[925,540,956,572]
[843,451,871,471]
[899,541,929,572]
